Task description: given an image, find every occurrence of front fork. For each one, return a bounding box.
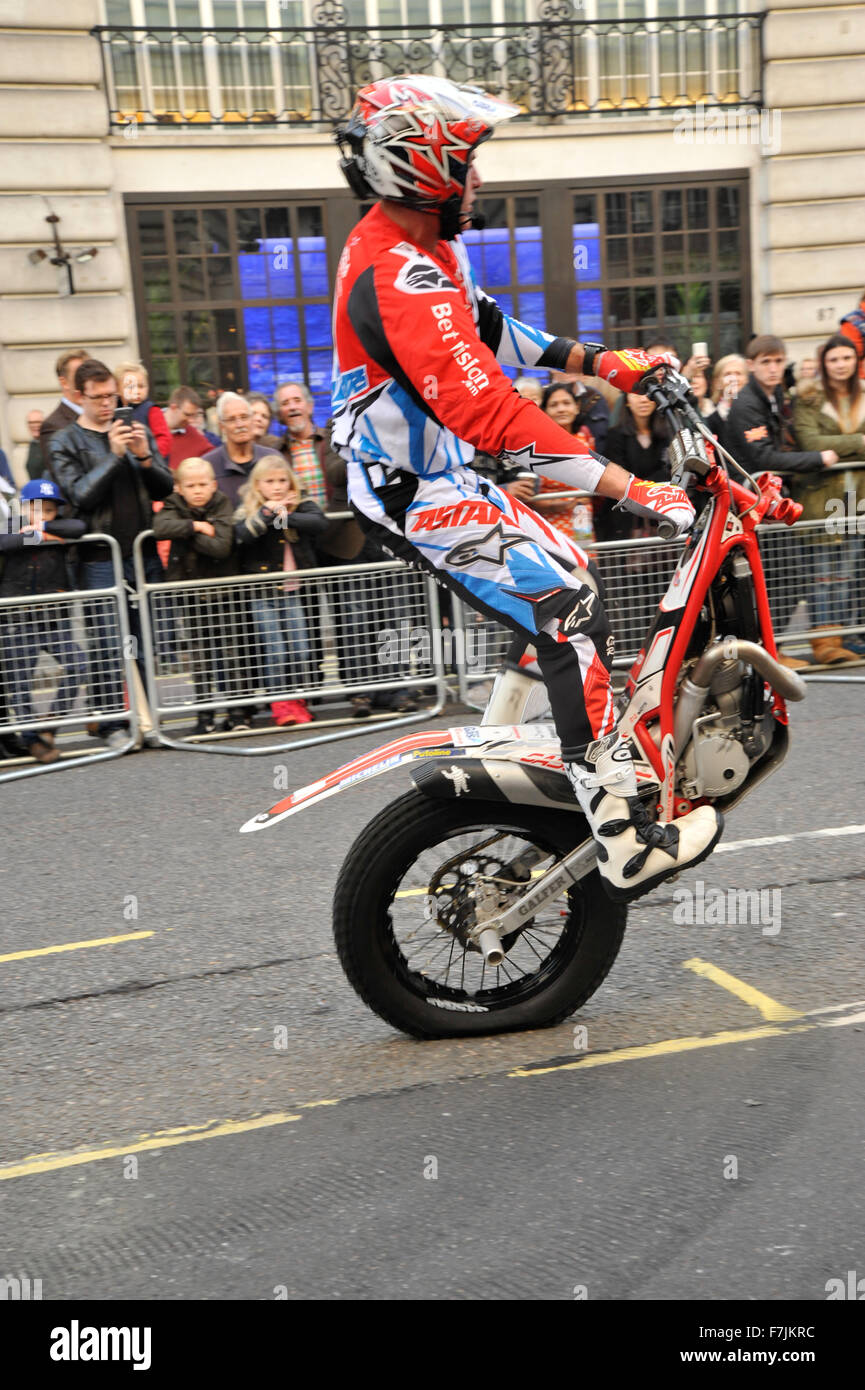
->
[466,838,598,966]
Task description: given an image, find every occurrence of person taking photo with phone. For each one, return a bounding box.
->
[49,359,173,746]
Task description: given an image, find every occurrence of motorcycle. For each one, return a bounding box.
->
[240,366,806,1038]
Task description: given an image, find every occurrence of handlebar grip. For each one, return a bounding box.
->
[657,518,677,541]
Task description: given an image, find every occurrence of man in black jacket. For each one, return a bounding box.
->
[50,359,173,742]
[727,335,838,668]
[728,335,838,476]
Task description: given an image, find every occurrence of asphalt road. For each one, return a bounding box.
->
[1,682,864,1300]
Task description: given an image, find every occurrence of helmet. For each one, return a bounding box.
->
[336,75,519,238]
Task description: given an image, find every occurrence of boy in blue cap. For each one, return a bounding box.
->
[0,480,87,763]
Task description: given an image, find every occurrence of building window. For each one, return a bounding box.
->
[128,199,331,420]
[571,177,748,358]
[461,194,547,379]
[100,0,759,127]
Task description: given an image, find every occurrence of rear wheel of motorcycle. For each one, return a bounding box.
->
[333,788,627,1039]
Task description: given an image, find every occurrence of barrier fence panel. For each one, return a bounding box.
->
[452,519,865,709]
[0,534,141,783]
[133,532,449,755]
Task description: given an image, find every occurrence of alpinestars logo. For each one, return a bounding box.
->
[560,590,598,633]
[392,245,456,296]
[446,522,526,568]
[506,442,592,471]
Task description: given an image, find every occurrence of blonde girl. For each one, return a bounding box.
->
[234,455,328,726]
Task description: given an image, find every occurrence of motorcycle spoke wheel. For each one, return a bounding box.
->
[391,829,573,1004]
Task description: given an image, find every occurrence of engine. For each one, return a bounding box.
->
[678,658,775,799]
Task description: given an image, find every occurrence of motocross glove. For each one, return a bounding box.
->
[615,475,695,539]
[581,344,680,393]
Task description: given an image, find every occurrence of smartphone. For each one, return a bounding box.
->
[691,342,708,359]
[113,406,134,426]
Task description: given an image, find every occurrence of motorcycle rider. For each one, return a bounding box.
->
[331,75,722,901]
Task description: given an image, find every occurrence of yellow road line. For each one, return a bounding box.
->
[509,1021,814,1078]
[0,931,154,964]
[3,1003,859,1183]
[0,1112,302,1182]
[683,958,803,1021]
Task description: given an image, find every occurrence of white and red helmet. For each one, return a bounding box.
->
[336,75,519,232]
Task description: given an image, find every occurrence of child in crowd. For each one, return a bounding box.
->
[234,455,328,727]
[0,479,86,763]
[115,361,171,462]
[152,457,237,735]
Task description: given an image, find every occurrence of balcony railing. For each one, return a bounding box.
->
[92,10,763,132]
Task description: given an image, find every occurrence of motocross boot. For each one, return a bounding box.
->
[565,730,724,903]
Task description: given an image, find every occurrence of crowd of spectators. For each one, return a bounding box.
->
[2,309,864,761]
[0,353,425,761]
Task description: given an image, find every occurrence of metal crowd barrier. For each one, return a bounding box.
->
[0,533,141,783]
[132,531,449,755]
[453,517,865,708]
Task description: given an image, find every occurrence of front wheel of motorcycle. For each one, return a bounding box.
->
[333,788,627,1038]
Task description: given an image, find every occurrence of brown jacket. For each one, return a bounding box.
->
[40,400,79,476]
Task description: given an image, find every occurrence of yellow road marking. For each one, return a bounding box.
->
[509,1021,813,1078]
[683,958,803,1021]
[0,1112,302,1182]
[0,931,154,964]
[3,1003,860,1183]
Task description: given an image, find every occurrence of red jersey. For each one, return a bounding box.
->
[330,205,607,495]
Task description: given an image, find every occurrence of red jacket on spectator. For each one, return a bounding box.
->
[167,423,215,471]
[839,294,865,379]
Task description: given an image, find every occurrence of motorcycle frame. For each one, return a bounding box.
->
[616,466,787,822]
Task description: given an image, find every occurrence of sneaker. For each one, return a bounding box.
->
[350,696,373,719]
[28,736,59,764]
[221,714,250,733]
[194,714,216,735]
[106,730,129,752]
[272,699,313,726]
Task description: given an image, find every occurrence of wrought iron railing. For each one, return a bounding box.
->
[92,6,763,132]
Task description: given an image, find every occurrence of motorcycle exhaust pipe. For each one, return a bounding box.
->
[477,927,505,968]
[674,638,806,757]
